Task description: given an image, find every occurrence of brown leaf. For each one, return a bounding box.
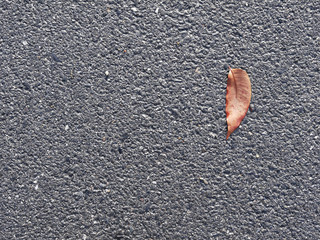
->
[226,67,251,139]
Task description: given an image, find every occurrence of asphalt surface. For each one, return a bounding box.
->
[0,1,319,239]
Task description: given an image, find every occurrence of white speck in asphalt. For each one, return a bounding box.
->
[22,40,28,46]
[65,125,69,130]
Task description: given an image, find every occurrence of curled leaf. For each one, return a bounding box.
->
[226,67,251,139]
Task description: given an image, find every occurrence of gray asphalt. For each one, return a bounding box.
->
[0,1,319,239]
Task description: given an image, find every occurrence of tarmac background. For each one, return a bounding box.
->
[0,1,319,239]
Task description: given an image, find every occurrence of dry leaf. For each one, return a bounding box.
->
[226,67,251,139]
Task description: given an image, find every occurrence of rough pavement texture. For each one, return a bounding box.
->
[0,1,319,239]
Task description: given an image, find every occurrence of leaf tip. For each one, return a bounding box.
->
[226,127,233,140]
